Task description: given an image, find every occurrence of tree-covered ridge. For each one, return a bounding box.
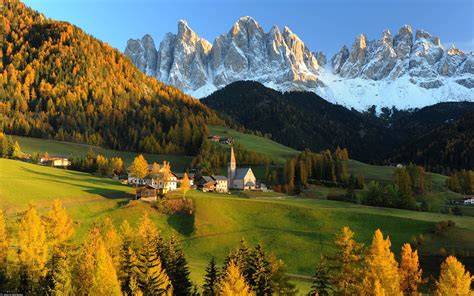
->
[0,1,223,155]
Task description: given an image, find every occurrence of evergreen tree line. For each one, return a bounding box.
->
[69,147,125,177]
[267,148,361,194]
[309,226,472,296]
[0,132,23,159]
[446,170,474,195]
[191,140,274,175]
[1,1,224,156]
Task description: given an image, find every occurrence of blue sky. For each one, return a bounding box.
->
[23,0,474,57]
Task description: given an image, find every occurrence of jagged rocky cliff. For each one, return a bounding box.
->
[125,18,473,110]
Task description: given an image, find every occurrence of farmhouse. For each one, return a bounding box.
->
[136,185,158,202]
[228,146,256,190]
[39,154,71,168]
[464,195,474,205]
[143,172,178,194]
[197,175,228,193]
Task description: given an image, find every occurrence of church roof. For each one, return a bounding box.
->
[234,168,253,180]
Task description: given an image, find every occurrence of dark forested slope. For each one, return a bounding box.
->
[202,81,474,170]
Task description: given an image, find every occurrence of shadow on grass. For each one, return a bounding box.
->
[21,166,132,200]
[167,213,195,237]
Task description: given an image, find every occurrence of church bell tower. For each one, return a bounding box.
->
[228,145,236,188]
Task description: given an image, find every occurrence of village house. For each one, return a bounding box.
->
[464,195,474,205]
[197,176,216,192]
[135,185,158,202]
[39,154,71,168]
[212,175,228,193]
[143,171,178,195]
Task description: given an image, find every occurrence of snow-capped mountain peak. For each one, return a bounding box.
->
[125,20,473,110]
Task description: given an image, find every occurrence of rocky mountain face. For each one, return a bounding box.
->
[332,25,473,88]
[125,17,322,97]
[125,18,473,110]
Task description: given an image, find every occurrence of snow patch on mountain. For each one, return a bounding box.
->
[125,18,474,110]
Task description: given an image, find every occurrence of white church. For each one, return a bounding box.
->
[228,146,257,190]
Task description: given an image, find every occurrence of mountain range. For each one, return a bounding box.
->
[202,81,474,171]
[125,17,473,110]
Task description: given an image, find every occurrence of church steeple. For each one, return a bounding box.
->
[228,145,236,188]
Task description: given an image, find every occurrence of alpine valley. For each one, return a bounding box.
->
[125,16,474,110]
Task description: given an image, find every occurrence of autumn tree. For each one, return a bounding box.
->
[101,217,123,272]
[362,229,401,295]
[398,243,422,295]
[181,172,191,198]
[46,199,75,250]
[47,250,74,296]
[330,227,364,295]
[151,162,161,174]
[17,204,49,294]
[110,157,124,176]
[136,214,173,295]
[435,256,472,295]
[119,219,138,293]
[219,260,253,296]
[129,155,149,185]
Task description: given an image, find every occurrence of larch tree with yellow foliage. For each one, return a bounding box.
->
[136,214,173,295]
[362,229,402,296]
[46,199,75,249]
[398,243,422,295]
[77,227,120,295]
[435,255,472,295]
[17,204,49,294]
[151,162,161,174]
[45,200,75,296]
[219,260,254,296]
[181,172,191,198]
[129,154,149,186]
[331,227,364,295]
[0,210,9,289]
[119,219,138,293]
[90,241,122,296]
[101,217,123,272]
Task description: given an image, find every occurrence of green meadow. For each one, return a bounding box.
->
[208,125,299,164]
[11,135,193,171]
[1,158,473,294]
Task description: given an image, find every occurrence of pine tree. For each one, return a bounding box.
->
[203,257,220,296]
[398,243,422,295]
[17,204,49,294]
[181,172,191,198]
[136,214,173,295]
[77,227,102,295]
[435,256,472,295]
[0,210,9,289]
[330,227,363,295]
[362,229,402,295]
[225,239,252,284]
[119,220,138,293]
[249,244,272,295]
[310,257,331,296]
[166,235,192,296]
[219,260,253,296]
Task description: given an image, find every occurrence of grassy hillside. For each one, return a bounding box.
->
[12,135,193,171]
[2,158,473,293]
[208,125,299,164]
